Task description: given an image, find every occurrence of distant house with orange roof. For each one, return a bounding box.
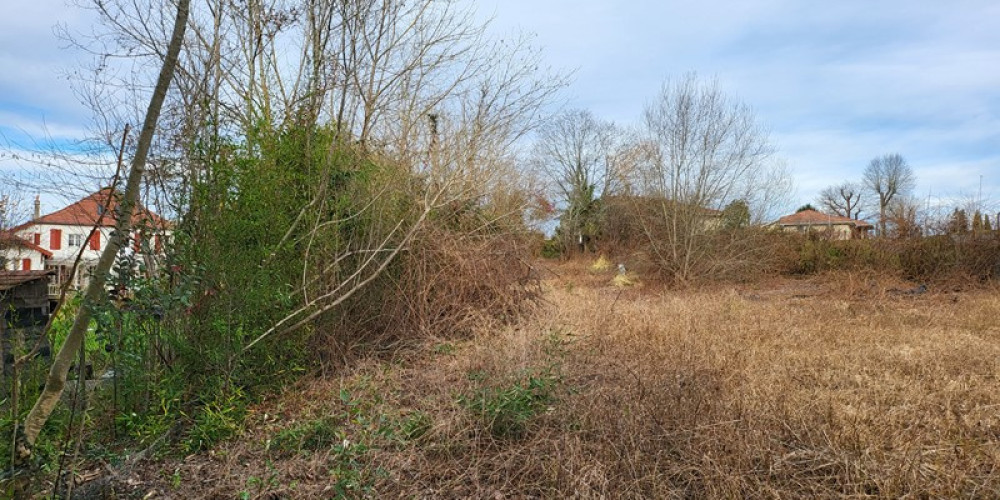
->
[774,209,873,240]
[0,188,171,296]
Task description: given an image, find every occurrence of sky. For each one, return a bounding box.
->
[471,0,1000,213]
[1,0,998,217]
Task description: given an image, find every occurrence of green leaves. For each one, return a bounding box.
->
[460,369,559,439]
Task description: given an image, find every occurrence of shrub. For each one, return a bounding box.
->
[316,224,540,355]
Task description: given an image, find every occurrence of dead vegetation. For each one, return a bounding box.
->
[120,261,1000,498]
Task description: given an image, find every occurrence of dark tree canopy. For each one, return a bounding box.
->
[722,199,751,229]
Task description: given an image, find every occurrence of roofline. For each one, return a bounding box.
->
[16,189,171,230]
[775,221,874,229]
[0,234,55,258]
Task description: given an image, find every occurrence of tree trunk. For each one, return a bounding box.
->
[16,0,191,462]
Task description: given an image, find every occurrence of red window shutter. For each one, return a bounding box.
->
[22,259,31,271]
[50,229,62,250]
[89,231,100,250]
[154,234,162,253]
[134,232,142,252]
[33,232,41,245]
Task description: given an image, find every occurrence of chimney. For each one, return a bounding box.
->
[34,194,41,220]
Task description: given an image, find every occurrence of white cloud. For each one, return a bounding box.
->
[466,0,1000,210]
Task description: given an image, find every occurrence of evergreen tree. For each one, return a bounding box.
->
[948,208,969,235]
[721,199,751,229]
[972,210,983,234]
[985,214,993,232]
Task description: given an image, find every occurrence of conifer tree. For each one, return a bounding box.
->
[949,208,969,235]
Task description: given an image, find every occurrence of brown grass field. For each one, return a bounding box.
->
[132,260,1000,498]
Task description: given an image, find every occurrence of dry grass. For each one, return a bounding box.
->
[131,262,1000,498]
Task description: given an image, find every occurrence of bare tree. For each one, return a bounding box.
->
[0,191,29,231]
[532,109,620,252]
[631,74,783,283]
[863,153,916,236]
[818,181,865,219]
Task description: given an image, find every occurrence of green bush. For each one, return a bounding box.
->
[540,237,563,259]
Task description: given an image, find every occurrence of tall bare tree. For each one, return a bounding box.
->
[818,181,865,219]
[631,74,783,283]
[532,109,620,252]
[863,153,916,236]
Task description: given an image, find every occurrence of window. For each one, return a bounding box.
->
[68,234,84,247]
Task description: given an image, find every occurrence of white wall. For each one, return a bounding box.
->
[14,223,171,264]
[0,245,46,271]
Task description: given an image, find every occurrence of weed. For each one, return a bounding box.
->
[269,416,341,455]
[460,370,559,439]
[170,468,182,489]
[398,411,432,441]
[181,392,248,454]
[328,437,377,497]
[590,255,611,272]
[432,342,456,355]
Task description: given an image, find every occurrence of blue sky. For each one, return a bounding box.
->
[472,0,1000,212]
[2,0,998,215]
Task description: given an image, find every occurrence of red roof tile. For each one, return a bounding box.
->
[776,209,873,228]
[13,188,169,230]
[0,231,54,258]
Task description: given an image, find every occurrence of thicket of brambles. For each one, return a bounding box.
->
[5,0,555,495]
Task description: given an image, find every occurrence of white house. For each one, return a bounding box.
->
[0,232,52,271]
[1,188,171,296]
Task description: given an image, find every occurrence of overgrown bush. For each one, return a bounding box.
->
[594,205,1000,286]
[597,197,800,284]
[313,215,540,362]
[123,120,537,451]
[789,234,1000,283]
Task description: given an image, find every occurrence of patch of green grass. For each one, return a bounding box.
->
[269,415,342,455]
[433,342,457,355]
[181,392,248,454]
[460,370,559,439]
[398,411,432,441]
